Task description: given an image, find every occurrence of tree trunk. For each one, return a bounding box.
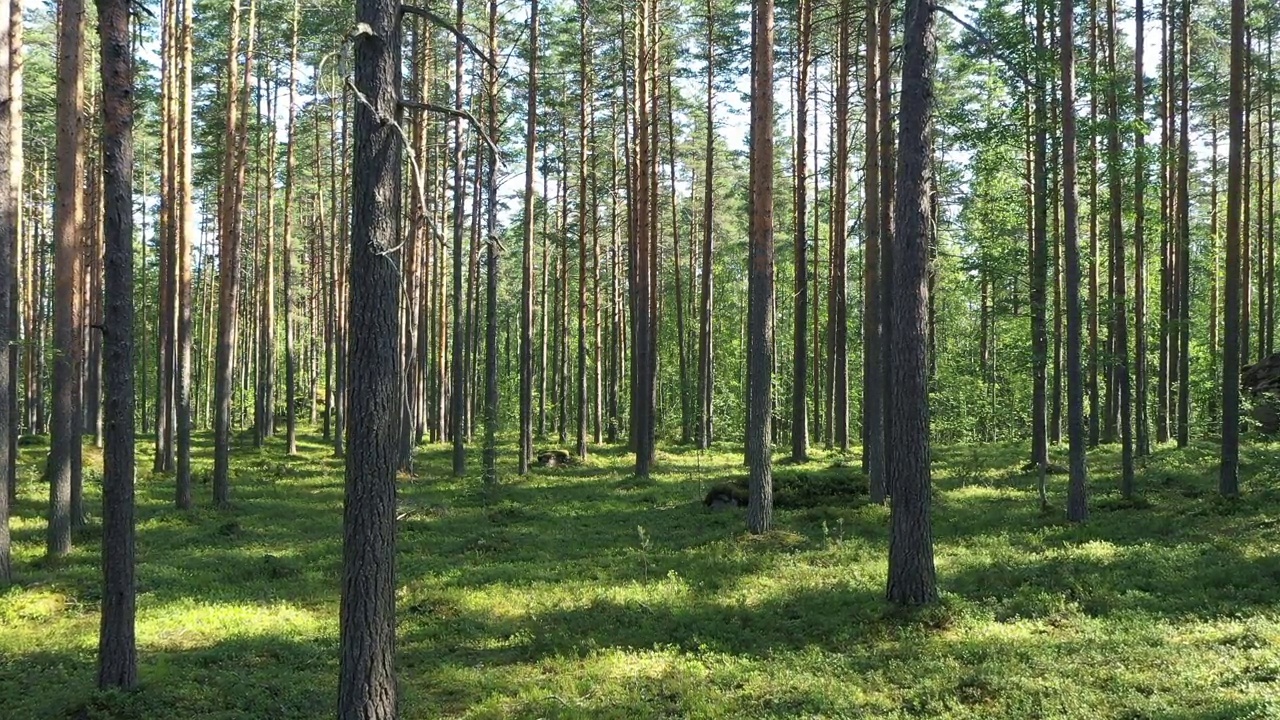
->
[48,0,86,557]
[482,0,499,483]
[1087,0,1099,447]
[96,0,137,685]
[6,0,19,511]
[1174,0,1190,448]
[1133,0,1148,457]
[1220,0,1244,497]
[518,0,538,475]
[746,0,775,535]
[257,75,277,448]
[1106,0,1134,497]
[175,0,194,508]
[865,0,884,500]
[0,0,11,584]
[213,0,254,508]
[696,0,714,450]
[633,0,655,478]
[577,0,592,459]
[1030,0,1049,485]
[886,0,937,606]
[283,0,300,456]
[791,0,810,463]
[1061,0,1088,523]
[831,0,850,453]
[338,0,402,714]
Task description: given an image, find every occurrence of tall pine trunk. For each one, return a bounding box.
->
[886,0,937,606]
[518,0,538,475]
[97,0,137,685]
[1220,0,1245,496]
[746,0,775,535]
[339,0,401,710]
[48,0,86,556]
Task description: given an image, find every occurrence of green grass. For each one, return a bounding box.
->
[2,430,1280,719]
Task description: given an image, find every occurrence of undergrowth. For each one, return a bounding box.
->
[1,433,1278,718]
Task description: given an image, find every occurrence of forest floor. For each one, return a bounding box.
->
[2,430,1280,719]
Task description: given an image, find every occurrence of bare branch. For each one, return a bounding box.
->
[398,98,501,160]
[400,4,499,71]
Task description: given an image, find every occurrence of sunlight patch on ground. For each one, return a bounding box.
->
[137,599,326,651]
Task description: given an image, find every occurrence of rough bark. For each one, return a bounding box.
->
[886,0,937,606]
[746,0,775,535]
[338,0,402,714]
[96,0,136,685]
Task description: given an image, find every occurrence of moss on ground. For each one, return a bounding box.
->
[2,432,1279,718]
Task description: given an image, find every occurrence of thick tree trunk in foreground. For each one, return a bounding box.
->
[886,0,937,606]
[746,0,775,535]
[96,0,137,686]
[338,0,401,714]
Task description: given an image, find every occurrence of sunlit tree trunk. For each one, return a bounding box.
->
[48,0,87,557]
[746,0,775,535]
[213,0,255,508]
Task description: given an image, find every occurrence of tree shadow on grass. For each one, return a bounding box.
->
[0,636,338,720]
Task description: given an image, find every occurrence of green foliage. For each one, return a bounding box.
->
[5,432,1280,717]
